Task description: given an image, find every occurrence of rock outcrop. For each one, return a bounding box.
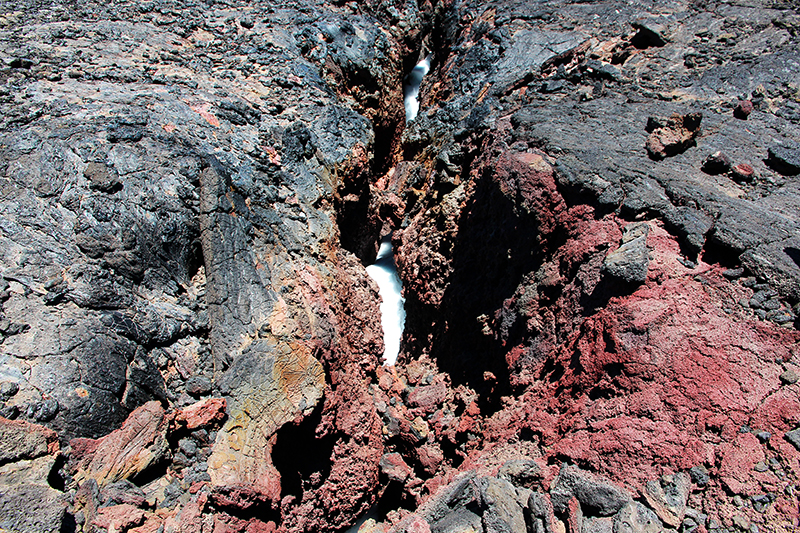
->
[1,0,799,532]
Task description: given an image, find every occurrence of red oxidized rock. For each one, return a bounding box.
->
[73,401,170,487]
[0,416,60,462]
[407,380,447,414]
[404,516,431,533]
[645,112,702,159]
[416,443,444,476]
[92,504,146,532]
[734,99,754,119]
[731,163,755,182]
[380,453,413,483]
[717,432,770,496]
[176,397,227,430]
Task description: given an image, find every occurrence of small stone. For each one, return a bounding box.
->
[645,112,702,160]
[689,466,709,487]
[643,472,691,528]
[734,100,754,119]
[178,438,198,457]
[730,163,755,182]
[780,369,799,385]
[498,459,542,489]
[175,398,227,430]
[27,399,59,422]
[750,494,771,513]
[766,143,800,176]
[550,464,631,516]
[722,268,744,279]
[612,501,661,533]
[753,461,769,472]
[785,428,800,451]
[84,162,122,193]
[702,151,732,174]
[770,311,795,324]
[380,453,412,483]
[239,17,254,29]
[732,514,750,530]
[0,381,19,400]
[185,376,212,396]
[602,223,650,284]
[755,431,771,443]
[0,404,19,419]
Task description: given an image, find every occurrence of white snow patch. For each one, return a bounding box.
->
[366,237,406,366]
[403,55,431,122]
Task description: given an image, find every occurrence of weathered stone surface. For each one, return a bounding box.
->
[613,502,663,533]
[642,472,691,528]
[92,503,146,532]
[551,465,632,517]
[785,428,800,451]
[0,417,59,465]
[0,417,66,532]
[477,477,526,533]
[175,398,227,430]
[381,452,413,483]
[767,143,800,176]
[73,401,169,487]
[645,113,702,160]
[2,0,800,532]
[602,223,651,284]
[0,483,68,533]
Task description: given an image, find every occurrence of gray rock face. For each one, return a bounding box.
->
[477,477,527,533]
[602,223,650,284]
[767,143,800,176]
[785,428,800,451]
[0,483,67,533]
[551,464,632,517]
[613,502,663,533]
[642,473,691,528]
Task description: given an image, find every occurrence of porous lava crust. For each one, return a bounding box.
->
[0,1,799,532]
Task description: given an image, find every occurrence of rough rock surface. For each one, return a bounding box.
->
[0,0,799,532]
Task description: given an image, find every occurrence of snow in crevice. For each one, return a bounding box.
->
[403,55,431,122]
[366,236,405,366]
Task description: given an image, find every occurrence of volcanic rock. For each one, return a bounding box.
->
[2,0,800,531]
[701,151,733,175]
[176,398,227,430]
[613,502,662,533]
[72,401,169,487]
[645,113,702,160]
[767,143,800,176]
[0,417,59,464]
[550,465,632,517]
[642,472,691,528]
[601,223,651,284]
[734,100,754,119]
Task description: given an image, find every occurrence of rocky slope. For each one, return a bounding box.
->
[0,0,799,532]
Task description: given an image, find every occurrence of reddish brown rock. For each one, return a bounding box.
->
[380,453,413,483]
[718,432,769,496]
[645,112,702,160]
[416,443,444,476]
[93,504,146,532]
[731,163,755,182]
[73,401,170,487]
[0,417,59,464]
[176,398,227,430]
[407,380,447,414]
[734,99,754,119]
